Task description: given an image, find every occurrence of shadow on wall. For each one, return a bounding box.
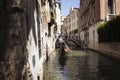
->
[0,0,40,80]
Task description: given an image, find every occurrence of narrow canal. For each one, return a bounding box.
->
[43,50,120,80]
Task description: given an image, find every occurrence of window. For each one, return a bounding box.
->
[0,1,4,6]
[85,16,87,26]
[69,18,71,23]
[108,0,114,14]
[32,55,36,67]
[74,29,78,34]
[38,40,41,58]
[48,23,51,37]
[37,76,40,80]
[85,0,88,7]
[92,5,95,22]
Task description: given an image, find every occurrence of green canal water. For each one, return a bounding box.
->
[43,50,120,80]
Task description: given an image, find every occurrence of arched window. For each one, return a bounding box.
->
[108,0,114,14]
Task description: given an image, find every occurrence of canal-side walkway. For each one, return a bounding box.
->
[44,50,120,80]
[88,43,120,60]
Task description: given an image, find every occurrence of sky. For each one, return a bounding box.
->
[61,0,80,16]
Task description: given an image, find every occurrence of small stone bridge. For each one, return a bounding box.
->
[63,38,81,48]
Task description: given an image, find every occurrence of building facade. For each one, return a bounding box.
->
[79,0,120,47]
[55,1,61,38]
[27,0,61,79]
[62,7,79,40]
[0,0,61,80]
[61,16,66,37]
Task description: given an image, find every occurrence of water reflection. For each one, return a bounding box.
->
[44,50,120,80]
[58,52,68,69]
[97,54,120,80]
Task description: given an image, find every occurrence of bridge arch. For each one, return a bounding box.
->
[64,38,81,47]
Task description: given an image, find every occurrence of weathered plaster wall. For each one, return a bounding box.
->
[0,0,27,79]
[0,0,60,80]
[0,0,41,79]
